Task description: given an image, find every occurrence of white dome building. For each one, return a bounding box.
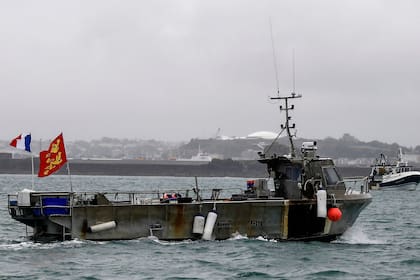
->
[247,131,278,140]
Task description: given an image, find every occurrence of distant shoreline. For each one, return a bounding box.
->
[0,158,371,178]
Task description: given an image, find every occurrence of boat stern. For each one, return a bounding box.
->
[8,190,73,241]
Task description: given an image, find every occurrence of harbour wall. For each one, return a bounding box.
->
[0,158,371,178]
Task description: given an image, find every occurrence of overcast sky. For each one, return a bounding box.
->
[1,1,420,146]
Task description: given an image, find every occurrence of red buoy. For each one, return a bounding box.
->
[327,207,342,222]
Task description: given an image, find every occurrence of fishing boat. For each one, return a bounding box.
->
[7,93,372,242]
[177,146,213,162]
[368,149,420,190]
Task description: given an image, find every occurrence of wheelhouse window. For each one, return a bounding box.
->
[285,166,301,181]
[323,167,341,186]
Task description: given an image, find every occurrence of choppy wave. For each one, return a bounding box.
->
[0,238,101,251]
[147,236,196,246]
[306,270,350,278]
[1,175,420,280]
[335,226,387,245]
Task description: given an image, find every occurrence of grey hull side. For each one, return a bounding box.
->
[10,194,371,242]
[65,196,370,241]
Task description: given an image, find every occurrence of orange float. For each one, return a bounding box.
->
[327,207,342,221]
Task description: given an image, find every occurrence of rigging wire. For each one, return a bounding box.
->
[292,48,296,94]
[269,18,280,96]
[265,127,286,155]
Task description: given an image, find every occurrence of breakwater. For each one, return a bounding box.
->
[0,158,370,177]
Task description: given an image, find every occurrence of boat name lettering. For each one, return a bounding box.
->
[249,220,263,227]
[216,221,232,228]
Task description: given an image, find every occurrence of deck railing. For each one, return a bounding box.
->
[7,187,246,217]
[343,176,369,194]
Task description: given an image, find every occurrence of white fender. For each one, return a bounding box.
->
[192,215,205,235]
[88,221,117,233]
[316,190,327,218]
[202,211,217,240]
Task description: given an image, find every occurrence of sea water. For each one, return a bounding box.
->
[0,175,419,279]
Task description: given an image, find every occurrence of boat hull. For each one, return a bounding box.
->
[9,194,371,242]
[379,172,420,190]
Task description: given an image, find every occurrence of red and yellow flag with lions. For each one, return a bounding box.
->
[38,133,67,177]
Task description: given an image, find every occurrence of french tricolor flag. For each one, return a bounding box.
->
[10,133,32,152]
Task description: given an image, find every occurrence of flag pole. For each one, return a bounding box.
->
[10,133,34,189]
[31,153,35,190]
[67,161,73,193]
[62,133,72,193]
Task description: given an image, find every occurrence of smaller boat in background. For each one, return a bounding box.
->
[177,145,212,162]
[369,148,420,190]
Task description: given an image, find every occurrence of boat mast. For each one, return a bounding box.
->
[267,25,301,157]
[270,93,301,157]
